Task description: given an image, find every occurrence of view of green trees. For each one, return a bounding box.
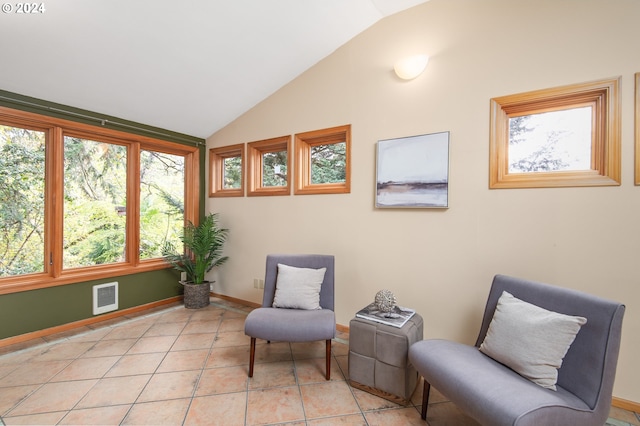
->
[0,126,46,276]
[223,156,242,189]
[0,125,185,277]
[311,142,346,184]
[63,137,128,267]
[262,150,287,187]
[139,150,185,260]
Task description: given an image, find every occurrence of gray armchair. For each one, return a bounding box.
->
[408,274,625,426]
[244,254,336,380]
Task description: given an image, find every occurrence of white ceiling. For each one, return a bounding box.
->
[0,0,429,139]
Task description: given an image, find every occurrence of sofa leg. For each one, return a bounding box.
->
[421,379,431,420]
[249,337,256,377]
[325,339,331,380]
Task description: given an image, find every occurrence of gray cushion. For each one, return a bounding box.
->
[479,291,586,390]
[272,263,326,310]
[244,307,335,342]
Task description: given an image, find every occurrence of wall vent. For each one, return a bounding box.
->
[93,282,118,315]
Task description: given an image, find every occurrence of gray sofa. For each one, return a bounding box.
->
[408,275,625,426]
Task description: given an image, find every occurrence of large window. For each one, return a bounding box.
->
[489,78,620,188]
[0,107,199,294]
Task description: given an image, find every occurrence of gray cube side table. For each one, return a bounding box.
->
[348,313,423,404]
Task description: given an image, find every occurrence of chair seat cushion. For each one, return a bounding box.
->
[409,339,592,426]
[245,307,335,342]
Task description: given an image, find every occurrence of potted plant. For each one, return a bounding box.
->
[162,213,229,309]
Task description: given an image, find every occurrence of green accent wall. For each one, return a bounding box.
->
[0,269,184,339]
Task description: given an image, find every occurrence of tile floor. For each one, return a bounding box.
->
[0,297,638,426]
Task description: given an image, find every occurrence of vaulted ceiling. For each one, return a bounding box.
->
[0,0,429,138]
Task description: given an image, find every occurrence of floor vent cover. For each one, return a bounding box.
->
[93,282,118,315]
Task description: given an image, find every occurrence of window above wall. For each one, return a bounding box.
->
[247,136,291,196]
[294,125,351,195]
[489,78,621,189]
[209,144,244,197]
[210,125,351,197]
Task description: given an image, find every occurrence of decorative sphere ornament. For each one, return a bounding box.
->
[374,289,397,313]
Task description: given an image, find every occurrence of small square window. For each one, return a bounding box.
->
[247,136,291,196]
[209,144,244,197]
[294,125,351,195]
[489,78,620,188]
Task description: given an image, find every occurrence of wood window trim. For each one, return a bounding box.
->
[294,124,351,195]
[209,143,244,197]
[489,77,621,189]
[247,135,291,196]
[0,106,200,295]
[635,73,640,186]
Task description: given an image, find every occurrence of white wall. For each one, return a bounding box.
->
[206,0,640,402]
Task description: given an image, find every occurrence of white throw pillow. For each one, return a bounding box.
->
[479,291,587,390]
[272,263,327,310]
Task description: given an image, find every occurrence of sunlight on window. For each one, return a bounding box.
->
[508,107,592,173]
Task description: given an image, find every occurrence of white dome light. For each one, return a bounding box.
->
[394,54,429,80]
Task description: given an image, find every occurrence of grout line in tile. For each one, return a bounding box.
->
[209,301,249,316]
[334,336,348,345]
[2,298,638,426]
[0,305,186,362]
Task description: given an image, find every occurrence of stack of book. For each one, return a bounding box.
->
[355,303,416,328]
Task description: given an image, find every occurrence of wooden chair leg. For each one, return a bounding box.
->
[325,339,331,380]
[421,379,431,420]
[249,337,256,377]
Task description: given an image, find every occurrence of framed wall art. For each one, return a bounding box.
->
[375,131,449,208]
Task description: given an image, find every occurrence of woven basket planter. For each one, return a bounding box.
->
[182,281,211,309]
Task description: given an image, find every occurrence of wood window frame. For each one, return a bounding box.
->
[489,77,621,189]
[0,106,200,295]
[635,73,640,186]
[247,135,291,196]
[294,124,351,195]
[209,143,244,197]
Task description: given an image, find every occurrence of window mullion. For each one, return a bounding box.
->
[49,126,64,278]
[128,144,141,266]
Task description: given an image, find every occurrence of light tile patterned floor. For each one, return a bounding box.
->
[0,297,638,426]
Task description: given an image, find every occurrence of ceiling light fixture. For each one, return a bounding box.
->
[394,54,429,80]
